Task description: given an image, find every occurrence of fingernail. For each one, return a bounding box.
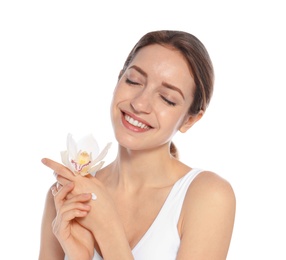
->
[41,158,46,164]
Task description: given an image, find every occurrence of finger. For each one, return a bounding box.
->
[65,190,95,201]
[53,182,75,211]
[53,169,71,188]
[52,207,89,239]
[65,193,92,205]
[42,158,75,181]
[54,184,92,205]
[61,200,91,213]
[53,182,74,202]
[51,184,58,196]
[56,194,92,219]
[50,181,63,196]
[65,209,89,219]
[56,175,70,186]
[56,182,62,190]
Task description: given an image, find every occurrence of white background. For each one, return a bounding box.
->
[0,1,285,259]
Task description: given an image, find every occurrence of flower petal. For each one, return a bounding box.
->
[61,133,112,177]
[77,134,99,157]
[89,161,106,176]
[89,142,112,168]
[61,150,69,165]
[66,133,78,159]
[61,150,73,170]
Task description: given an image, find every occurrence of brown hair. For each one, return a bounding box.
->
[121,30,214,158]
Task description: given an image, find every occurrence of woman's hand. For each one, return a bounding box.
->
[42,158,134,259]
[42,157,99,196]
[51,181,95,260]
[42,158,119,237]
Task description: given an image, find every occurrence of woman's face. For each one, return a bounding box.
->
[110,44,197,151]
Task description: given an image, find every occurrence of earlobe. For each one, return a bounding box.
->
[179,111,204,133]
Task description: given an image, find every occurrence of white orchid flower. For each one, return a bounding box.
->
[61,133,112,177]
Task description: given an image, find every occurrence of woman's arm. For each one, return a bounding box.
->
[38,184,65,260]
[177,171,236,260]
[52,182,95,260]
[39,182,95,260]
[42,158,134,260]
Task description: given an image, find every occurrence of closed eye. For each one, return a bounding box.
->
[126,78,140,85]
[160,95,176,106]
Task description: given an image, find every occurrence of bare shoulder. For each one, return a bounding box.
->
[181,170,236,222]
[185,170,235,206]
[177,171,236,259]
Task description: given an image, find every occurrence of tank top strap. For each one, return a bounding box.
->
[165,168,204,223]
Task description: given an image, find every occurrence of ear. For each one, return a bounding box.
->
[179,110,204,133]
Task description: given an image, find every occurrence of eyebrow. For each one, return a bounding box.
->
[129,65,185,100]
[129,65,148,77]
[162,82,185,100]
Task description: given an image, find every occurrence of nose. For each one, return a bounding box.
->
[130,89,152,114]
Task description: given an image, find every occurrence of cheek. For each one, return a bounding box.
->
[158,109,187,130]
[110,90,117,113]
[110,87,124,110]
[110,94,121,125]
[158,110,174,128]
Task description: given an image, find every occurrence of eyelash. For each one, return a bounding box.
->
[126,78,140,85]
[160,95,176,106]
[126,78,176,106]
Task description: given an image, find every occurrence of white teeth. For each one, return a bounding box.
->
[124,114,150,129]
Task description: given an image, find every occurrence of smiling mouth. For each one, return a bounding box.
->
[123,113,152,130]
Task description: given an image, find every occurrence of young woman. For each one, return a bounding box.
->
[39,30,236,260]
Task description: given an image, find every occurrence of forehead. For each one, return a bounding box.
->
[129,44,195,95]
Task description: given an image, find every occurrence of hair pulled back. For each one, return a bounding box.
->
[121,30,214,158]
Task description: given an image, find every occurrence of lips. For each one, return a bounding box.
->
[121,111,153,131]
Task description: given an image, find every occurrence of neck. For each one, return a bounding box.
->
[109,143,179,190]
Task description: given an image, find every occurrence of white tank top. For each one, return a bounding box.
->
[65,168,203,260]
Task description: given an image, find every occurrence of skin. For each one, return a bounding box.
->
[39,44,236,260]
